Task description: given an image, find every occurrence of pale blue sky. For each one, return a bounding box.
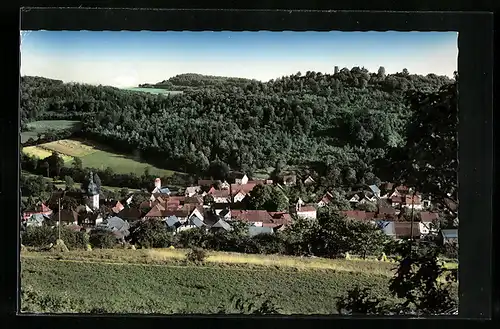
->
[20,31,458,88]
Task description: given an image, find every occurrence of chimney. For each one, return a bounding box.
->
[154,178,161,189]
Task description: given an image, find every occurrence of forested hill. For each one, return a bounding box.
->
[20,68,454,187]
[139,73,257,90]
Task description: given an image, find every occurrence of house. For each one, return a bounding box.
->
[184,196,204,206]
[151,178,171,195]
[165,215,182,230]
[267,212,293,228]
[231,210,274,227]
[22,202,53,221]
[98,216,131,240]
[230,172,249,185]
[379,182,394,193]
[178,216,207,232]
[209,189,231,203]
[248,226,275,237]
[79,212,104,228]
[198,179,217,188]
[25,213,50,227]
[347,193,361,204]
[50,209,79,226]
[368,185,381,198]
[378,206,398,217]
[232,190,248,203]
[402,194,423,210]
[375,220,396,238]
[440,229,458,245]
[104,200,125,214]
[419,221,437,236]
[295,205,317,220]
[185,186,202,197]
[303,175,316,185]
[390,196,403,207]
[117,207,143,222]
[210,218,233,232]
[230,183,260,195]
[393,222,421,239]
[317,192,334,208]
[282,174,297,186]
[342,210,376,223]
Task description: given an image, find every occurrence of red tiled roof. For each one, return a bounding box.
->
[391,196,403,203]
[420,211,439,222]
[395,185,409,192]
[378,206,398,215]
[394,221,421,238]
[298,206,316,213]
[268,212,293,226]
[342,211,368,221]
[230,183,259,194]
[210,189,231,197]
[231,210,273,224]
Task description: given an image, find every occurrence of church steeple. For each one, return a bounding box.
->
[86,171,100,210]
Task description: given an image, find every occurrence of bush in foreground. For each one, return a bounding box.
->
[185,247,207,264]
[89,228,117,249]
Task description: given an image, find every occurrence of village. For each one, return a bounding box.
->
[20,170,459,248]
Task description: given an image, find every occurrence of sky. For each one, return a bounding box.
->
[20,31,458,88]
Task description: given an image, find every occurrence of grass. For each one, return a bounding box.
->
[22,139,178,177]
[20,249,458,314]
[20,250,397,314]
[21,120,81,144]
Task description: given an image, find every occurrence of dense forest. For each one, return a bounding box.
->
[20,68,455,188]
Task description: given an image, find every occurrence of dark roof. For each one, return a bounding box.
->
[104,216,130,231]
[212,219,232,231]
[189,216,205,228]
[117,207,143,220]
[51,209,79,223]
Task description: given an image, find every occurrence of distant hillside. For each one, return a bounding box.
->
[139,73,257,90]
[20,68,454,188]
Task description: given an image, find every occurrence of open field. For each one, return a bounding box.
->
[22,139,178,177]
[20,249,458,314]
[21,120,81,144]
[20,250,396,314]
[122,87,183,95]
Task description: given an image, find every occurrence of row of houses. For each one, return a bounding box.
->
[21,172,457,244]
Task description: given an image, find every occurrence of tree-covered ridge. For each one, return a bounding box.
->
[20,68,455,188]
[139,73,258,90]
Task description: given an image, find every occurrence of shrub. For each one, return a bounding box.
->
[89,228,117,249]
[21,226,56,248]
[186,247,207,264]
[128,219,173,248]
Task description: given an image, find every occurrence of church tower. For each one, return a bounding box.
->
[86,172,100,210]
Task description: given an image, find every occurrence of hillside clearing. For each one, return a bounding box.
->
[21,120,81,144]
[22,139,179,177]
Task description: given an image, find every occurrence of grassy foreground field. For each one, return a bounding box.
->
[21,120,81,144]
[22,138,178,177]
[20,249,458,314]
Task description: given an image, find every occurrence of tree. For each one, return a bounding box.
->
[336,239,458,315]
[44,152,64,178]
[354,201,377,212]
[93,173,102,191]
[207,160,230,181]
[64,175,75,190]
[72,157,83,170]
[89,228,117,249]
[375,82,458,216]
[246,184,289,212]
